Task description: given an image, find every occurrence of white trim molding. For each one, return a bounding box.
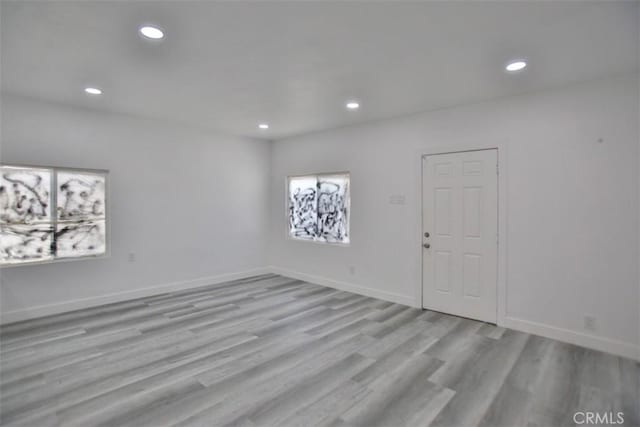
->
[3,265,637,361]
[270,266,639,360]
[501,316,640,361]
[269,266,417,308]
[0,267,271,324]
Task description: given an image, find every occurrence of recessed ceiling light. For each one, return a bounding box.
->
[346,101,360,110]
[505,60,527,72]
[258,123,269,129]
[84,87,102,95]
[139,25,164,40]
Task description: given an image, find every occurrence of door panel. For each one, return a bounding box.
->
[422,149,498,323]
[435,189,452,236]
[463,187,482,238]
[463,253,482,298]
[434,251,452,293]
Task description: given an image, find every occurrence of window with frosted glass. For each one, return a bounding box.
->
[0,165,107,266]
[288,173,350,244]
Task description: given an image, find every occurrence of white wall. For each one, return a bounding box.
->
[0,94,271,321]
[269,74,640,358]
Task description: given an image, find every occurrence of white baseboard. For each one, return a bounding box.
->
[271,266,638,360]
[501,316,640,361]
[1,267,271,325]
[4,265,637,361]
[268,266,416,307]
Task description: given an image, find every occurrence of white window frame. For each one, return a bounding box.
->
[0,163,110,267]
[286,172,350,245]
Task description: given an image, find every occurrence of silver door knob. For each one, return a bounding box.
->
[423,243,430,249]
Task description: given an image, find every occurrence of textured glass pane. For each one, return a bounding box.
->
[316,174,350,243]
[56,220,106,258]
[288,176,318,240]
[0,166,52,224]
[57,171,106,220]
[0,224,54,265]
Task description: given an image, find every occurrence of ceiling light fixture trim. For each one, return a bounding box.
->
[505,60,527,72]
[139,25,165,40]
[84,87,102,95]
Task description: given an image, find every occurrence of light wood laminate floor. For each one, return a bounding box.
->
[1,274,638,426]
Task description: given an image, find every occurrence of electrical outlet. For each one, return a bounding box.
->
[349,266,356,275]
[389,194,406,205]
[584,315,597,332]
[128,253,136,263]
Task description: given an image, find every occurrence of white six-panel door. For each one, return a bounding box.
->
[422,149,498,323]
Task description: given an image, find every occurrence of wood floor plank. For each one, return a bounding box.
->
[1,333,258,424]
[353,332,440,387]
[50,336,258,426]
[276,379,369,427]
[172,336,376,427]
[477,335,553,427]
[243,353,374,426]
[340,351,447,427]
[429,329,530,427]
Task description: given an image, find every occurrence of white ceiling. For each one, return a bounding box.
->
[1,1,638,140]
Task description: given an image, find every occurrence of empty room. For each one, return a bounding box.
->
[0,1,638,426]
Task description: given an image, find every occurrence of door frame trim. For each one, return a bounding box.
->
[416,143,508,326]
